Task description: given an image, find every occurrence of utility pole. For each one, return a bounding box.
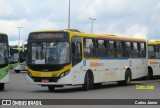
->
[17,27,23,47]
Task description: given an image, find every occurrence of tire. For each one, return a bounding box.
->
[48,86,55,92]
[146,68,152,80]
[82,72,89,91]
[15,70,20,73]
[118,70,131,86]
[124,70,131,86]
[82,72,94,91]
[0,83,5,91]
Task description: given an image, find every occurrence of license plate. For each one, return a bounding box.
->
[42,79,49,83]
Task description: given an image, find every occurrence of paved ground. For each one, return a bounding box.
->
[0,70,160,108]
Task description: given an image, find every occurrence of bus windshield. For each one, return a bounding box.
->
[29,42,70,65]
[0,43,8,64]
[10,53,19,63]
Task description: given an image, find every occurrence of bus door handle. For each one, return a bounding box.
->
[153,66,156,67]
[84,70,86,71]
[106,69,109,70]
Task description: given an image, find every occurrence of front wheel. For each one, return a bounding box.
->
[82,72,89,91]
[82,72,94,91]
[0,83,5,91]
[118,70,131,86]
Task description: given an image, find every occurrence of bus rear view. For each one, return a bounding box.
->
[26,31,71,91]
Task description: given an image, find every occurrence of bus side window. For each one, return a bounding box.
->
[108,40,116,58]
[125,42,132,58]
[116,41,123,58]
[155,45,160,58]
[75,42,82,58]
[133,42,138,58]
[72,36,82,66]
[84,38,96,58]
[148,46,155,58]
[122,41,126,58]
[97,39,106,57]
[138,43,141,58]
[140,43,146,58]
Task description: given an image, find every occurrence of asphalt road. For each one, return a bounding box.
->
[0,70,160,108]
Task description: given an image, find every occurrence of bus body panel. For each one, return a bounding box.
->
[148,59,160,76]
[132,59,147,79]
[27,58,147,86]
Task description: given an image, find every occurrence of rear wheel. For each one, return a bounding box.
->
[146,68,152,80]
[0,83,5,91]
[48,86,55,92]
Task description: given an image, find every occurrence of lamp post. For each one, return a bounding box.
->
[17,27,23,47]
[68,0,70,29]
[89,18,96,34]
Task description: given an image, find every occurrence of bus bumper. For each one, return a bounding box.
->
[27,73,72,86]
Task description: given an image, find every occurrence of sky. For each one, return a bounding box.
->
[0,0,160,45]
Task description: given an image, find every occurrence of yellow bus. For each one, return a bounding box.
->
[147,41,160,79]
[26,29,147,91]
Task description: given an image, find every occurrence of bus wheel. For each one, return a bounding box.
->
[118,70,131,86]
[0,83,5,91]
[124,70,131,86]
[146,68,152,80]
[48,86,55,92]
[15,70,20,73]
[82,72,93,91]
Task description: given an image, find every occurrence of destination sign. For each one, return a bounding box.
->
[29,33,68,40]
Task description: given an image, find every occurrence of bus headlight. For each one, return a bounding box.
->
[60,70,70,79]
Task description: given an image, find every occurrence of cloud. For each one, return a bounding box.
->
[125,25,148,39]
[1,0,160,45]
[0,1,13,17]
[0,19,24,37]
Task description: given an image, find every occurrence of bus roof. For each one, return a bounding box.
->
[147,41,160,45]
[29,29,146,42]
